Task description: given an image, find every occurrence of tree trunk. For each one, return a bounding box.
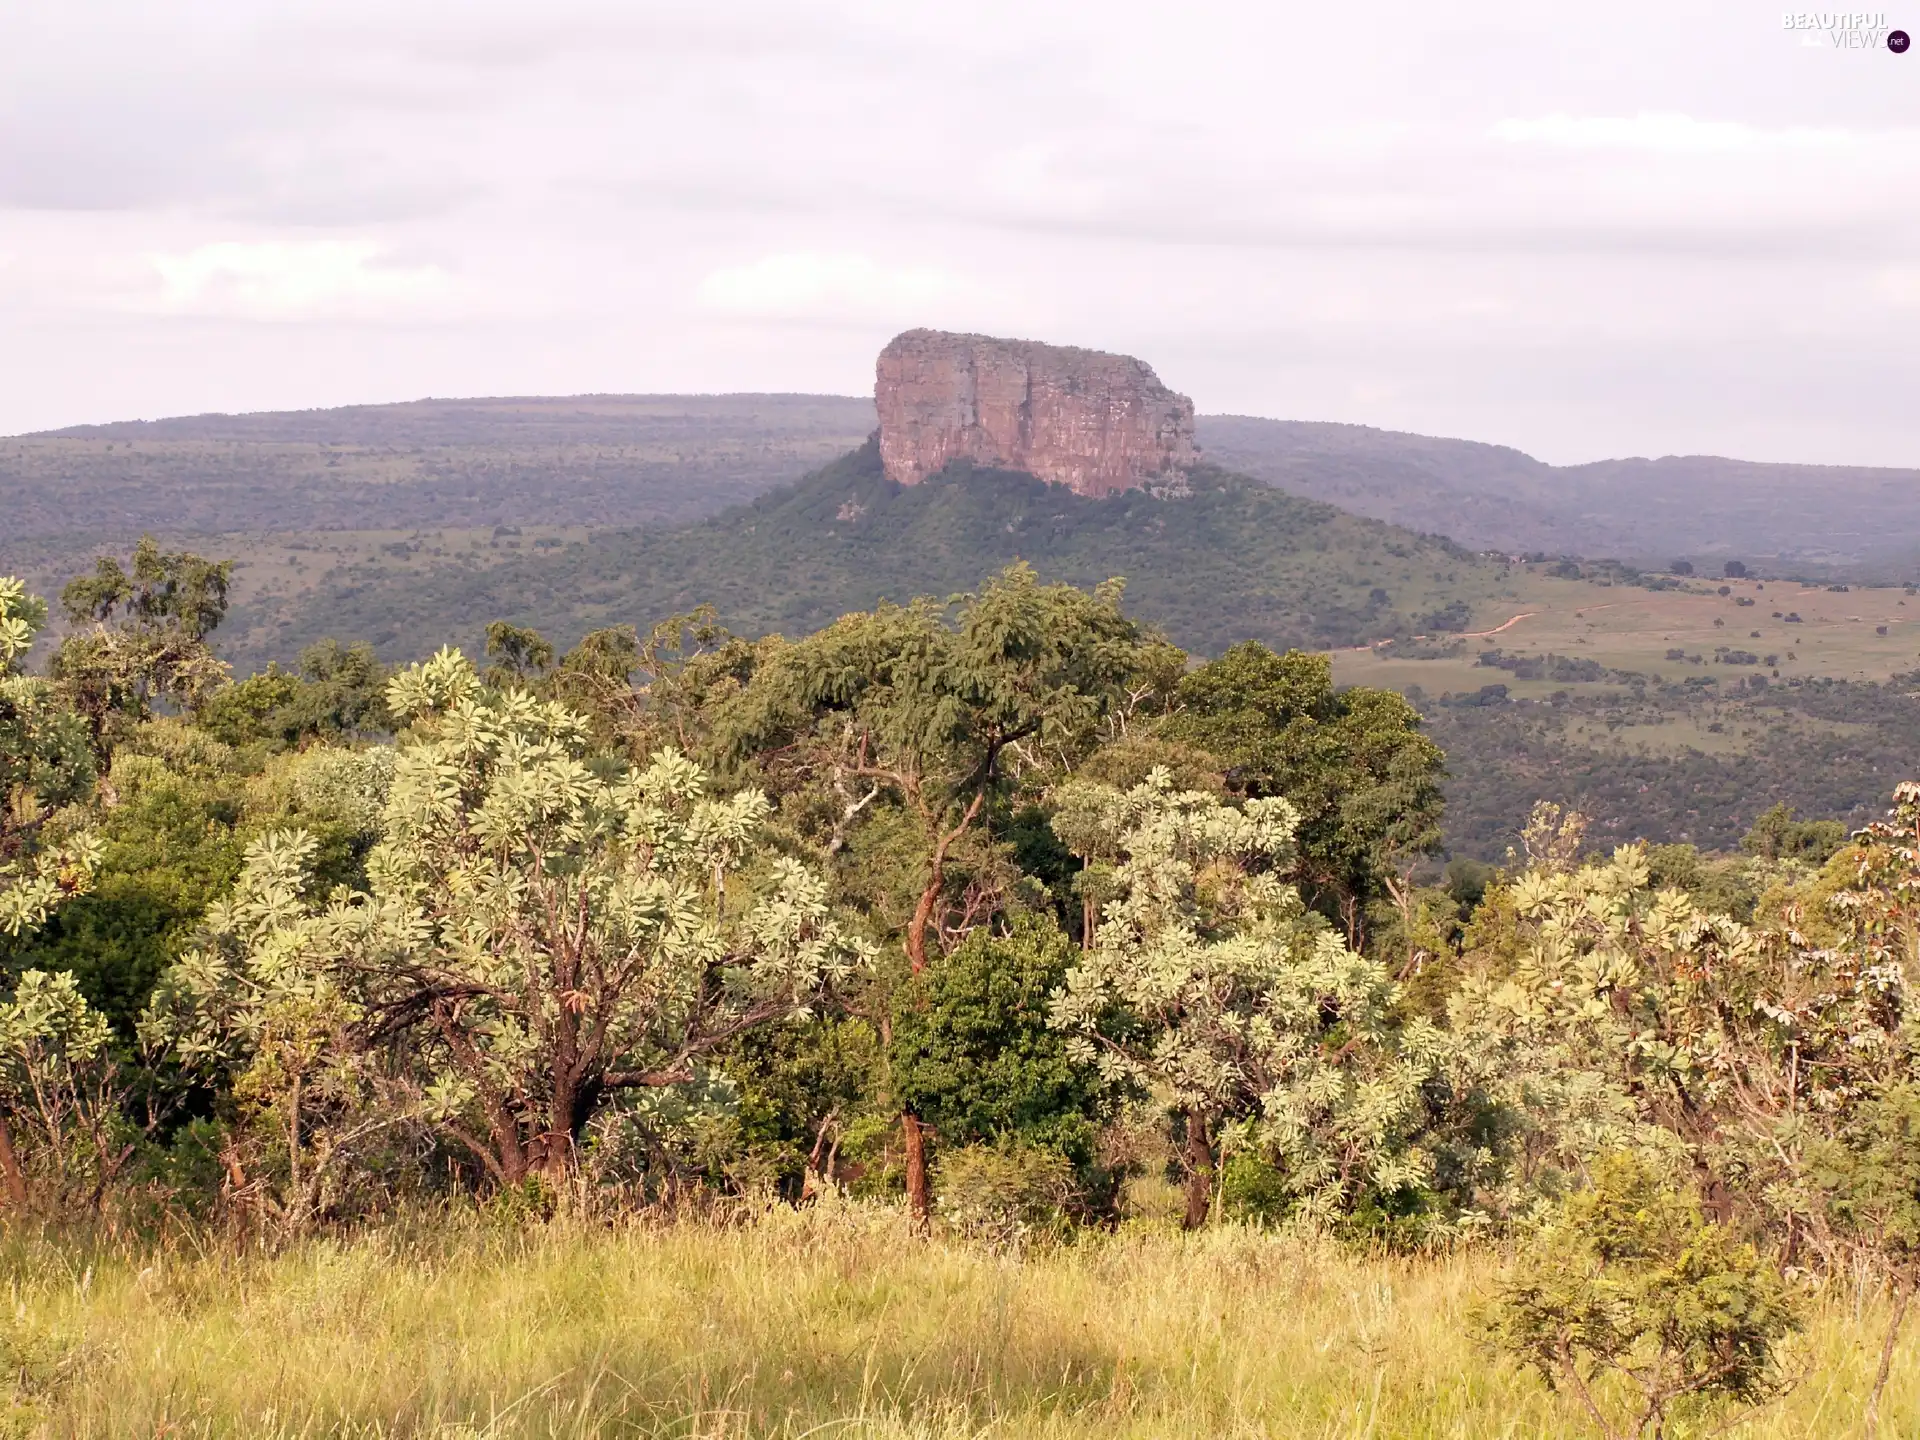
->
[0,1112,27,1209]
[902,1109,931,1234]
[1182,1105,1214,1230]
[904,794,984,973]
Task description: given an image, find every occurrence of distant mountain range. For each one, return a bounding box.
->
[8,394,1915,574]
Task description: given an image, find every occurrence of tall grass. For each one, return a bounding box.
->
[1,1201,1912,1438]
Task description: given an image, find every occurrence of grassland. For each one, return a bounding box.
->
[4,1206,1915,1439]
[1333,570,1920,702]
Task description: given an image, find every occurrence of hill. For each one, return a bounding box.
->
[1199,415,1920,572]
[9,394,1920,576]
[212,438,1512,669]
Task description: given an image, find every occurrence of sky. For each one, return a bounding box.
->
[1,0,1916,466]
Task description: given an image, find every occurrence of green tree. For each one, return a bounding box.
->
[198,639,392,750]
[1486,1151,1802,1440]
[718,564,1176,1220]
[0,970,131,1213]
[890,915,1107,1206]
[1165,642,1445,945]
[1740,802,1846,864]
[146,648,872,1190]
[0,577,99,940]
[51,538,233,751]
[1048,769,1437,1229]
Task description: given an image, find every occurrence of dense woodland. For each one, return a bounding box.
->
[11,533,1920,1435]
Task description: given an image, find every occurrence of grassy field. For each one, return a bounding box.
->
[4,1205,1916,1439]
[1333,570,1920,697]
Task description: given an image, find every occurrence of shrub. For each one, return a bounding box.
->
[1484,1152,1802,1440]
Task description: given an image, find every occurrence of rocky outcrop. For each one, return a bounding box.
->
[875,329,1198,496]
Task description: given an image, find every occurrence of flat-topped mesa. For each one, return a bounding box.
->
[875,329,1198,497]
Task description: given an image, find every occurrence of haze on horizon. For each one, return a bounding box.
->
[1,0,1915,469]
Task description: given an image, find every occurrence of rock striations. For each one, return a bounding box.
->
[875,329,1198,497]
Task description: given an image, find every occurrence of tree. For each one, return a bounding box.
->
[145,648,872,1190]
[140,830,415,1234]
[718,564,1176,1222]
[1048,770,1437,1230]
[51,538,232,751]
[0,970,132,1212]
[198,639,392,750]
[1164,642,1445,946]
[721,564,1176,973]
[0,578,100,940]
[1486,1151,1801,1440]
[1740,802,1845,864]
[482,621,556,688]
[890,915,1108,1203]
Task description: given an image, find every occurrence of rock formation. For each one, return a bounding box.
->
[874,329,1198,497]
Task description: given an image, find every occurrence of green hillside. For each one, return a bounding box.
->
[218,438,1513,668]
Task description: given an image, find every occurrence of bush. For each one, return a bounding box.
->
[1485,1152,1802,1439]
[935,1141,1079,1247]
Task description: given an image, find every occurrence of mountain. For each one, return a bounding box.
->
[8,395,1917,576]
[213,438,1510,669]
[1198,416,1920,572]
[3,394,877,538]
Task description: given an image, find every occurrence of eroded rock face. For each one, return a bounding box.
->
[875,329,1198,496]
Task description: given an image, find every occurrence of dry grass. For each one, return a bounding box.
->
[1,1202,1915,1439]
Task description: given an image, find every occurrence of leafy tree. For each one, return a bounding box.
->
[144,648,872,1190]
[1740,802,1846,864]
[1486,1151,1801,1440]
[482,620,555,688]
[0,578,99,941]
[1048,770,1437,1229]
[890,915,1107,1199]
[140,830,416,1234]
[0,970,133,1213]
[719,564,1175,1221]
[198,639,391,750]
[51,538,233,751]
[1165,642,1445,945]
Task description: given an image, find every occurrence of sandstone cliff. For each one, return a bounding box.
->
[875,329,1197,496]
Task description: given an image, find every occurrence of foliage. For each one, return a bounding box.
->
[934,1140,1080,1247]
[142,648,873,1190]
[50,538,232,750]
[720,563,1177,971]
[1485,1151,1803,1440]
[1049,770,1439,1228]
[197,639,391,750]
[0,578,99,940]
[890,916,1106,1181]
[1741,802,1846,863]
[0,970,133,1211]
[1166,642,1445,939]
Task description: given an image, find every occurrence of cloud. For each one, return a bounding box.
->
[148,240,453,320]
[695,252,961,320]
[1488,112,1861,154]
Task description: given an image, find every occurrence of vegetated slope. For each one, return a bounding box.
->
[1197,415,1920,572]
[1,394,877,539]
[1420,675,1920,859]
[217,439,1510,669]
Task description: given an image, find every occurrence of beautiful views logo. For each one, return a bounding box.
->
[1781,11,1909,46]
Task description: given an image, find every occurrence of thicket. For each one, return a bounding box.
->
[10,544,1920,1436]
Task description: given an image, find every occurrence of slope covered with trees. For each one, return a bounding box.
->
[212,439,1508,668]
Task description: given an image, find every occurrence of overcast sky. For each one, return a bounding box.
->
[1,0,1915,465]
